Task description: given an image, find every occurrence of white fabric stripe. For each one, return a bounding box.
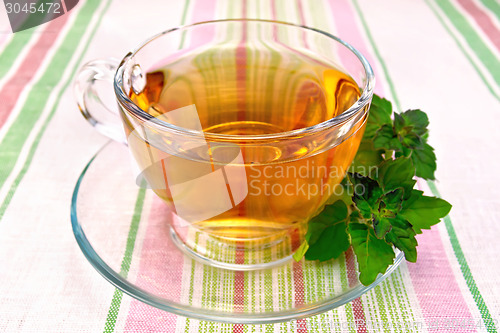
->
[0,32,13,55]
[358,0,500,318]
[0,1,12,35]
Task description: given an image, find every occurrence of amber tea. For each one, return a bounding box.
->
[124,45,365,249]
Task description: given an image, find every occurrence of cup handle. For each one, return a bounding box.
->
[73,58,127,144]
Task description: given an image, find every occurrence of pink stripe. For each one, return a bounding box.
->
[0,14,70,129]
[326,0,384,96]
[407,181,477,332]
[123,197,183,332]
[293,261,308,333]
[407,228,477,332]
[124,0,217,331]
[60,0,68,13]
[233,243,246,311]
[345,249,368,333]
[232,244,245,333]
[233,3,247,332]
[456,0,500,52]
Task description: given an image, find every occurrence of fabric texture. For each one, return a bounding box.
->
[0,0,499,332]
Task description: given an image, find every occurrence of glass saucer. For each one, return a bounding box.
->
[71,141,404,324]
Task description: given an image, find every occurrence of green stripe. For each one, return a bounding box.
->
[351,0,402,111]
[381,280,397,329]
[0,33,35,78]
[0,0,112,222]
[424,0,500,102]
[177,0,191,49]
[200,237,213,333]
[395,268,416,325]
[373,285,390,332]
[102,187,147,333]
[479,0,500,21]
[390,270,412,324]
[427,181,497,333]
[183,234,200,332]
[432,0,500,86]
[263,237,273,333]
[351,0,498,329]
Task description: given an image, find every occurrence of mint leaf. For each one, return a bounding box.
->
[378,157,416,198]
[373,216,393,239]
[372,189,403,238]
[368,103,436,182]
[401,189,423,211]
[349,223,396,285]
[401,132,423,150]
[308,199,348,225]
[364,95,393,140]
[380,188,404,213]
[326,178,353,206]
[401,109,429,136]
[400,194,452,233]
[411,143,437,180]
[373,124,402,151]
[305,201,350,261]
[350,141,383,176]
[371,94,393,113]
[385,216,418,262]
[393,113,406,133]
[299,94,452,288]
[348,172,383,218]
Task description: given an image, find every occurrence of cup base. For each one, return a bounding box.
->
[170,223,304,271]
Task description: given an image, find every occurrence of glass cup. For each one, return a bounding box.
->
[74,19,374,270]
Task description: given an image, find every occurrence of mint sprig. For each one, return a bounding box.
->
[294,94,452,286]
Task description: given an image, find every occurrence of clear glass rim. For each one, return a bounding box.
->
[114,19,375,142]
[71,142,404,324]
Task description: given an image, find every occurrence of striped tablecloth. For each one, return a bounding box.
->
[0,0,499,332]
